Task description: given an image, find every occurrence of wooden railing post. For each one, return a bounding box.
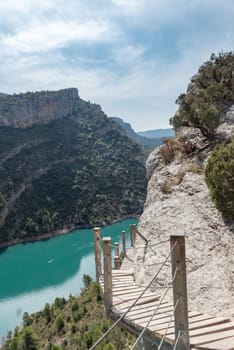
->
[94,227,102,282]
[103,237,113,318]
[114,242,121,269]
[133,224,137,245]
[170,234,190,350]
[122,230,126,257]
[130,224,134,247]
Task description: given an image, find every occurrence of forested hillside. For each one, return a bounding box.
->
[1,279,135,350]
[0,89,147,244]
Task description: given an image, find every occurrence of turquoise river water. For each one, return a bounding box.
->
[0,218,137,341]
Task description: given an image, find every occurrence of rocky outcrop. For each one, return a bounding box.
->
[0,88,79,128]
[123,106,234,319]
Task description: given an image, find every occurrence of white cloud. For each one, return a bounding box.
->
[1,19,115,54]
[0,0,233,130]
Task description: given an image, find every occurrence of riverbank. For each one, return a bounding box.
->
[0,215,138,249]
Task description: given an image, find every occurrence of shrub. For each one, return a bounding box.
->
[55,314,64,333]
[83,274,92,289]
[21,326,39,350]
[205,138,234,219]
[170,51,234,140]
[186,162,202,174]
[159,138,178,163]
[43,303,51,323]
[159,137,196,164]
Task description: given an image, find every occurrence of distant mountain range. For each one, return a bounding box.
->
[110,117,174,149]
[138,128,174,139]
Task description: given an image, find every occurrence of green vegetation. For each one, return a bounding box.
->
[0,96,147,243]
[170,51,234,140]
[205,138,234,219]
[159,137,196,164]
[1,279,135,350]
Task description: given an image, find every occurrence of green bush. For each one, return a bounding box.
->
[205,138,234,219]
[83,274,92,289]
[54,314,64,333]
[170,51,234,140]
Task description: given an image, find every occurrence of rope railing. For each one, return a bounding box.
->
[89,241,178,350]
[129,267,178,350]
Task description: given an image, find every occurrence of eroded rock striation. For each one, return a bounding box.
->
[123,106,234,318]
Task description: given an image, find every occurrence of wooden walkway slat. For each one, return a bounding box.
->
[100,268,234,350]
[193,336,234,350]
[190,329,234,346]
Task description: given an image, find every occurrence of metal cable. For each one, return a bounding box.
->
[172,330,181,350]
[124,254,170,267]
[89,241,178,350]
[130,267,178,350]
[157,298,180,350]
[125,238,169,250]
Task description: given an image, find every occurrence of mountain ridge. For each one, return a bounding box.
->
[0,89,147,244]
[110,116,173,149]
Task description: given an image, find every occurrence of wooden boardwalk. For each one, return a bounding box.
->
[100,269,234,350]
[93,227,234,350]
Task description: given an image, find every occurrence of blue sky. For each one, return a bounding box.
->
[0,0,233,130]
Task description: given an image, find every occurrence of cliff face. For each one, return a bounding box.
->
[0,88,78,128]
[123,106,234,318]
[0,89,147,244]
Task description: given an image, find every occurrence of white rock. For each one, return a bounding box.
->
[123,107,234,318]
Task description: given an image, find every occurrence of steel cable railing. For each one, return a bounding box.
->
[129,266,178,350]
[88,241,178,350]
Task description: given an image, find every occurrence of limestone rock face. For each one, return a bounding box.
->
[0,88,79,128]
[123,106,234,318]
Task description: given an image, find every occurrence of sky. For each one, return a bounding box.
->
[0,1,233,131]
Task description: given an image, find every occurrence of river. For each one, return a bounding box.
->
[0,218,137,341]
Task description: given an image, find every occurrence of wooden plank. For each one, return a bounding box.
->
[189,321,234,338]
[112,278,135,283]
[113,287,146,296]
[148,315,215,333]
[155,316,230,337]
[113,285,144,292]
[112,295,160,310]
[193,336,234,350]
[129,305,174,323]
[117,299,169,312]
[112,269,133,275]
[190,329,234,346]
[112,276,133,280]
[126,301,172,316]
[127,308,172,322]
[113,292,159,305]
